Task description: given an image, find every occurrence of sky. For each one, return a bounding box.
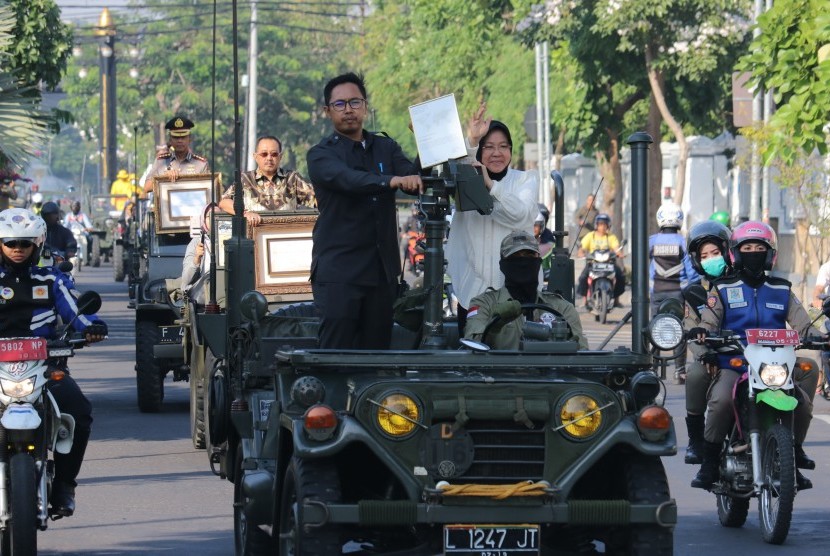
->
[55,1,132,25]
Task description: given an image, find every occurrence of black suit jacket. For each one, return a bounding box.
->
[307,131,416,286]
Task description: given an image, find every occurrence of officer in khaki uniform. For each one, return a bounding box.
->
[144,116,210,193]
[464,230,588,350]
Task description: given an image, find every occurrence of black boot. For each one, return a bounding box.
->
[50,481,76,517]
[691,441,722,490]
[794,444,815,470]
[796,470,813,490]
[685,415,705,464]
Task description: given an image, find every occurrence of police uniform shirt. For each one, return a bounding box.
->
[223,168,317,212]
[148,150,210,181]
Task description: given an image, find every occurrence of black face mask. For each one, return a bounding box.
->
[500,257,541,303]
[739,251,768,283]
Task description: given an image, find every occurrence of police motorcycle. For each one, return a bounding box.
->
[584,239,626,324]
[0,291,101,555]
[685,284,829,545]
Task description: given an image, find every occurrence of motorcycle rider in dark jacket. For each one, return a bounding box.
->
[40,201,77,261]
[0,208,107,517]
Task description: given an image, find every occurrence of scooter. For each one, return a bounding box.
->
[585,248,619,324]
[697,326,826,544]
[0,292,100,554]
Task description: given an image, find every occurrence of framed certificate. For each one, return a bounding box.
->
[153,173,222,234]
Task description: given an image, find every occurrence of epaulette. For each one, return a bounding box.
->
[156,152,169,160]
[324,133,340,145]
[192,153,207,162]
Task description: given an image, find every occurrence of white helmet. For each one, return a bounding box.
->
[656,202,683,229]
[0,208,47,249]
[30,192,43,204]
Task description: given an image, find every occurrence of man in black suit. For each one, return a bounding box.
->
[307,72,422,349]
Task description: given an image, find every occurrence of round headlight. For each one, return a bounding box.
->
[559,395,602,439]
[759,363,788,388]
[376,393,421,437]
[648,314,683,350]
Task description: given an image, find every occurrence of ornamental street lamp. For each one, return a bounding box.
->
[95,8,117,196]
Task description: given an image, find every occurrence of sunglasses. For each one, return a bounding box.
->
[256,151,281,158]
[4,240,34,249]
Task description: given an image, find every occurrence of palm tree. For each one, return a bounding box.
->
[0,3,49,168]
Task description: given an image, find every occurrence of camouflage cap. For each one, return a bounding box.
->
[500,230,540,258]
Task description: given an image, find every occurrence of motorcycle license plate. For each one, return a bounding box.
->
[591,263,614,272]
[0,338,47,362]
[444,524,539,555]
[158,326,184,345]
[745,329,799,346]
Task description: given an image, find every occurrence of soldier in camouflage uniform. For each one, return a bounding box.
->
[218,135,316,226]
[143,116,210,194]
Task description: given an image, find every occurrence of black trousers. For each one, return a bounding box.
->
[577,264,625,298]
[47,373,93,487]
[313,280,398,349]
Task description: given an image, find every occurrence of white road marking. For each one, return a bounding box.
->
[814,415,830,426]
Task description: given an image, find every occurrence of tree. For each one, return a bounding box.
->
[0,3,50,168]
[4,0,72,92]
[737,0,830,164]
[515,0,750,229]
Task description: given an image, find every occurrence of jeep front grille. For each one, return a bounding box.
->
[459,420,546,483]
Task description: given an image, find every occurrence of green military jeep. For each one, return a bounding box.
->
[88,195,119,266]
[195,133,677,555]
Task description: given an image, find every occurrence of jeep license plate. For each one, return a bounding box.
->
[158,326,184,344]
[444,524,539,555]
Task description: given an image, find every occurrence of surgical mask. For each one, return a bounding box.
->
[700,255,726,278]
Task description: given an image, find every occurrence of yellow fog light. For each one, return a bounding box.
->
[559,395,602,439]
[375,393,420,437]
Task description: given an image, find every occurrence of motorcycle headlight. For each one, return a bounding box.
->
[759,363,788,388]
[594,252,610,262]
[0,377,36,398]
[648,314,684,351]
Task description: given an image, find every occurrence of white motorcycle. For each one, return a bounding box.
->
[66,222,87,274]
[0,292,100,555]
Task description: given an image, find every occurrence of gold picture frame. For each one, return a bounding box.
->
[250,214,317,295]
[153,173,222,233]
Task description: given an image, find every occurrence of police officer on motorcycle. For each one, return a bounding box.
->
[688,221,821,490]
[0,208,108,516]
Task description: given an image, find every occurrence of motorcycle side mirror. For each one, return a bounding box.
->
[682,284,708,309]
[656,297,684,320]
[58,261,74,273]
[76,291,102,315]
[240,290,268,323]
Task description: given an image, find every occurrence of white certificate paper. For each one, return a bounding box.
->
[408,94,467,168]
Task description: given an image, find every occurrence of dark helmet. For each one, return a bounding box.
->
[594,213,611,227]
[687,220,731,275]
[40,201,60,215]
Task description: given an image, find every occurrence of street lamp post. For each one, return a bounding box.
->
[95,8,117,196]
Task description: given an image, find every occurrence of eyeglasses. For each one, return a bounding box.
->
[481,143,511,153]
[256,151,281,158]
[328,98,366,111]
[3,240,34,249]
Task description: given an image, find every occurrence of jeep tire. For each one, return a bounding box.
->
[113,244,125,282]
[136,319,165,412]
[90,235,101,267]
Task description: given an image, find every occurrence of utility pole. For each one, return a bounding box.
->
[95,8,117,196]
[245,0,258,171]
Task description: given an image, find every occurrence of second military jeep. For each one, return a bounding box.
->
[197,133,677,555]
[131,197,189,413]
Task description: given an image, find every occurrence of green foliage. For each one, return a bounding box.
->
[737,0,830,164]
[59,0,358,184]
[0,3,50,167]
[3,0,72,91]
[360,0,538,161]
